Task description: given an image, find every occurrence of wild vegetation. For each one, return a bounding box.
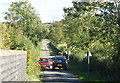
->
[1,0,120,81]
[1,0,48,80]
[48,1,120,80]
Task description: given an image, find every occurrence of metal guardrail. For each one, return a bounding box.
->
[0,50,27,82]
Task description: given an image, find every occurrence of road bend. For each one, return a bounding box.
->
[42,39,82,83]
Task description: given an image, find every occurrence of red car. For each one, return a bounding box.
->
[39,57,51,68]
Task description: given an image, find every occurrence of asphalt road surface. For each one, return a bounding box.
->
[42,39,82,83]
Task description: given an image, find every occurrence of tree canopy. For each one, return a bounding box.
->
[48,1,120,80]
[4,0,45,46]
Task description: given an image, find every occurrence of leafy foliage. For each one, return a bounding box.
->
[1,0,46,78]
[48,1,120,80]
[4,0,44,46]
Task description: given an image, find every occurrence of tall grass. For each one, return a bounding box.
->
[27,40,44,81]
[68,64,108,81]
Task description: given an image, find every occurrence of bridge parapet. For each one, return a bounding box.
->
[0,50,27,82]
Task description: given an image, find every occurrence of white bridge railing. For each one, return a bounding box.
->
[0,50,27,82]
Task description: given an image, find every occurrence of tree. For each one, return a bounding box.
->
[4,0,44,45]
[48,1,120,80]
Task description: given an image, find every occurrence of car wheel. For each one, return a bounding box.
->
[48,66,50,69]
[52,66,55,70]
[40,67,43,70]
[65,67,67,71]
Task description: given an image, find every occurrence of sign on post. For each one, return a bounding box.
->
[85,51,92,57]
[66,51,71,55]
[85,50,92,73]
[66,51,71,60]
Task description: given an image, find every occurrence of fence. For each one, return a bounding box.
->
[0,50,27,82]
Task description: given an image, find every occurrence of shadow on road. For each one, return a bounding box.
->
[43,68,82,82]
[47,42,60,56]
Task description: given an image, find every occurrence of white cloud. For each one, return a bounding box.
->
[31,0,73,23]
[0,0,73,23]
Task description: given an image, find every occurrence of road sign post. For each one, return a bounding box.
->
[66,51,71,60]
[68,54,69,60]
[85,50,92,73]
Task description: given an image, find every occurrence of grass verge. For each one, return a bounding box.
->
[68,63,109,82]
[26,40,44,81]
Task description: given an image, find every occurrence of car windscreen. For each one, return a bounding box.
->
[55,56,65,59]
[40,59,49,63]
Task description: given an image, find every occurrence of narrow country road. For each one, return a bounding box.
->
[42,39,82,83]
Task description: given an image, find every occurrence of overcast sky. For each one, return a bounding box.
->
[0,0,73,23]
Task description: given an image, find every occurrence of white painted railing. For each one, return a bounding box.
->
[0,50,27,82]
